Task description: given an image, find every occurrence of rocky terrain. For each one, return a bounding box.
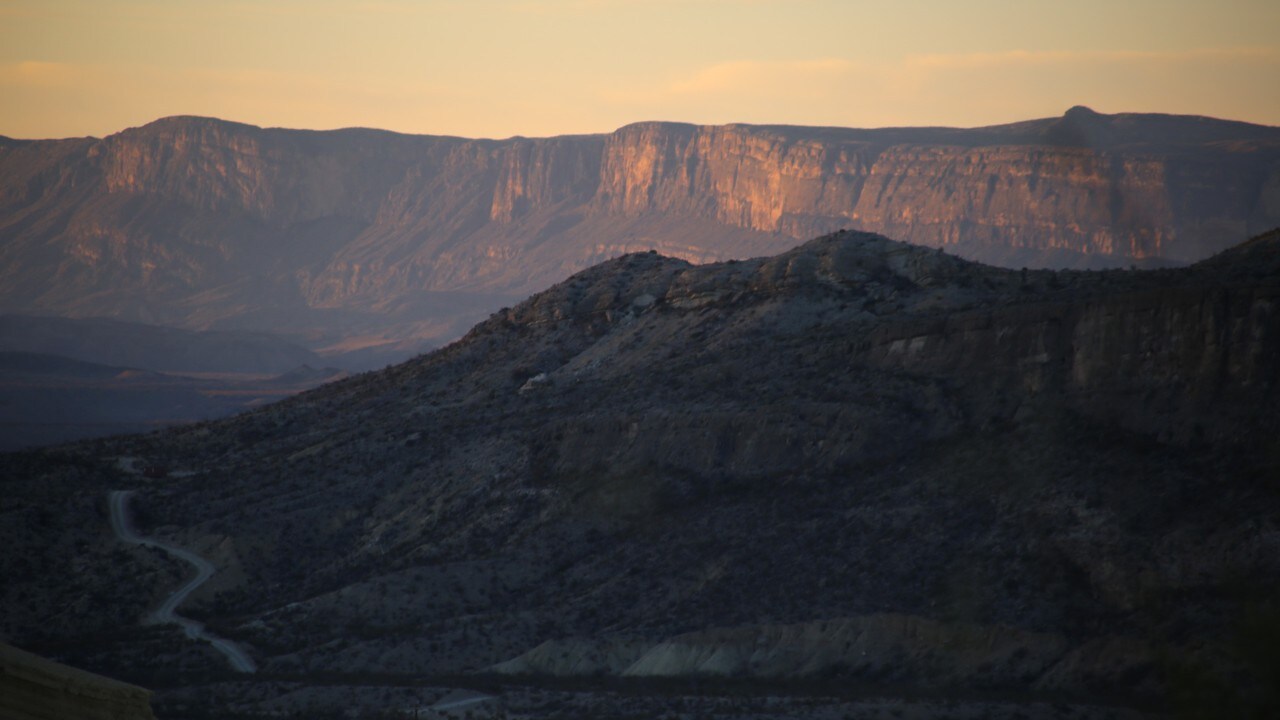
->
[1,228,1278,718]
[2,108,1278,359]
[0,641,155,720]
[0,315,324,374]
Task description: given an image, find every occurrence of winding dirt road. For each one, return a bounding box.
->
[431,694,492,711]
[109,490,256,673]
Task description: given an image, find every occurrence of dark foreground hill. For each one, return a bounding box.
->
[0,642,155,720]
[3,107,1278,359]
[2,230,1278,718]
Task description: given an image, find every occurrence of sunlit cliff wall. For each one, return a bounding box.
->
[1,108,1277,340]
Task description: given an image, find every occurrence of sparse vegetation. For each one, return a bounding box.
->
[3,230,1278,718]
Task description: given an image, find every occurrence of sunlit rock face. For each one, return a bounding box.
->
[592,113,1279,265]
[1,108,1277,351]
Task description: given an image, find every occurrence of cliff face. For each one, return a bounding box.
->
[592,117,1279,265]
[92,117,439,222]
[594,123,874,242]
[1,109,1277,354]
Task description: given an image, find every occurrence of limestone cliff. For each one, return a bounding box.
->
[592,112,1280,264]
[1,108,1277,356]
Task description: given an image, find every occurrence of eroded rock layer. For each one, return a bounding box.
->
[2,108,1277,351]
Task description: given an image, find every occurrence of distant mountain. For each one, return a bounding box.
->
[0,316,357,449]
[0,350,346,450]
[0,349,143,381]
[0,315,322,373]
[4,229,1277,716]
[2,108,1277,353]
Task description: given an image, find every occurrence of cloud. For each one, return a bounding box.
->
[0,61,82,86]
[601,58,866,112]
[667,59,856,95]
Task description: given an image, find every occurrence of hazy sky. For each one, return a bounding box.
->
[2,0,1278,139]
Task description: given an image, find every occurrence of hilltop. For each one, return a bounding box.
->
[2,229,1278,717]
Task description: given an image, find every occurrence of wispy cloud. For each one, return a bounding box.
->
[668,59,856,95]
[509,0,785,9]
[602,57,865,110]
[0,60,80,85]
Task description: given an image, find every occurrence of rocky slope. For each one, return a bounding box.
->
[0,642,155,720]
[2,108,1277,358]
[2,229,1278,716]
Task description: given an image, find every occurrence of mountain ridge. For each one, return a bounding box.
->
[3,108,1278,360]
[3,229,1276,717]
[73,104,1280,147]
[0,314,322,373]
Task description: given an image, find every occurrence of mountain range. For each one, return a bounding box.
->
[0,315,320,373]
[0,316,348,450]
[3,107,1278,360]
[3,228,1277,718]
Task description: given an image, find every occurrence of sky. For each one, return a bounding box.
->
[1,0,1278,140]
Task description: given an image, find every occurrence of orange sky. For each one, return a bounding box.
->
[2,0,1278,139]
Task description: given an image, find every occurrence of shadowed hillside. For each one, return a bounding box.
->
[2,229,1277,717]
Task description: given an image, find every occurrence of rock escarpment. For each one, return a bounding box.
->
[1,108,1277,355]
[592,111,1279,265]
